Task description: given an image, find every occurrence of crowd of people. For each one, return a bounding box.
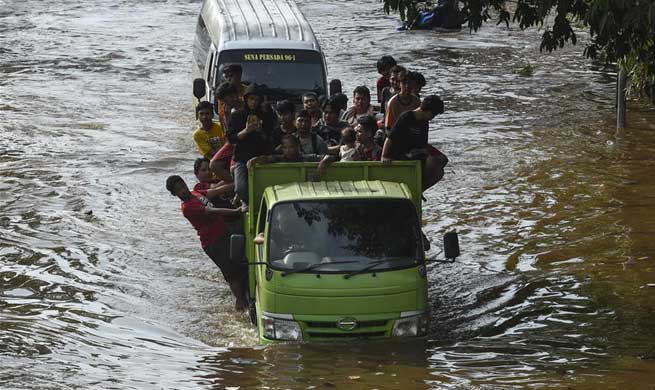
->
[166,57,448,310]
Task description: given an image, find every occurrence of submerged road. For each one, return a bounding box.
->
[1,0,655,388]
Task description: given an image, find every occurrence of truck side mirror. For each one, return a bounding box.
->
[230,234,245,261]
[443,231,460,260]
[193,78,207,100]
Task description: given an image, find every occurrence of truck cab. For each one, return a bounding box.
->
[234,161,429,342]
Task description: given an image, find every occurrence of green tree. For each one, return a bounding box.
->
[383,0,655,97]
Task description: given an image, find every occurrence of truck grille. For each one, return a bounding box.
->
[304,320,388,329]
[306,331,386,339]
[301,319,390,340]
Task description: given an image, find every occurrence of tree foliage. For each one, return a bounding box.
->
[383,0,655,91]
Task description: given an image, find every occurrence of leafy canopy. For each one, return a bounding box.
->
[383,0,655,88]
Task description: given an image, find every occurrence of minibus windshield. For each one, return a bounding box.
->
[218,49,326,99]
[268,200,421,273]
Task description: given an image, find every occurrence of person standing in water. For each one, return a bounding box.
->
[165,175,248,311]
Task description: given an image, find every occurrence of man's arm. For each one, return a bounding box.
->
[316,135,329,155]
[326,144,340,155]
[205,206,243,218]
[247,155,274,169]
[193,130,218,159]
[314,154,338,180]
[205,182,234,199]
[227,112,256,143]
[384,96,397,129]
[381,137,393,165]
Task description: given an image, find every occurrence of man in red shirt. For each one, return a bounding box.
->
[166,175,248,311]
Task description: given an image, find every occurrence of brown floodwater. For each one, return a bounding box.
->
[1,0,655,388]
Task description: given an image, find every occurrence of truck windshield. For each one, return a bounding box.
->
[268,200,422,273]
[218,49,326,100]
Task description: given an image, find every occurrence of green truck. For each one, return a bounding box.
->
[230,161,434,342]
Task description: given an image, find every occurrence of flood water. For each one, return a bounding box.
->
[2,0,655,388]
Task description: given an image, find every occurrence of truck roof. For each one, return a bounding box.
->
[201,0,321,51]
[265,180,414,205]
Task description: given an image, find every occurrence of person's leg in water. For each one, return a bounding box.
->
[422,145,448,191]
[203,234,249,311]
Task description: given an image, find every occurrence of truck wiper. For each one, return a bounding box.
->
[281,261,359,276]
[343,259,396,279]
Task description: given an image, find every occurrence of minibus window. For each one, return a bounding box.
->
[206,50,214,83]
[218,49,326,99]
[193,16,211,75]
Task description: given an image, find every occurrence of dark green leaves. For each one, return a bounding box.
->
[382,0,654,90]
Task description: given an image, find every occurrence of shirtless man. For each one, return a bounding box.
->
[382,95,448,191]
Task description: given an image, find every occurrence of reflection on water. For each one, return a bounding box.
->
[2,0,655,388]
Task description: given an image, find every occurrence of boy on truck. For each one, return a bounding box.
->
[353,115,382,161]
[193,157,233,208]
[248,135,333,182]
[193,101,225,159]
[317,99,349,146]
[296,110,328,155]
[376,55,397,104]
[272,100,297,151]
[227,85,276,205]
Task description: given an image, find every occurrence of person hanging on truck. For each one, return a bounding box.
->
[208,83,242,183]
[215,82,240,130]
[193,101,225,159]
[209,141,235,184]
[385,71,421,129]
[215,65,247,130]
[381,95,448,191]
[376,55,397,104]
[227,84,276,206]
[381,65,407,116]
[194,157,234,208]
[341,86,374,127]
[165,175,248,311]
[296,109,328,155]
[410,71,427,99]
[316,99,349,146]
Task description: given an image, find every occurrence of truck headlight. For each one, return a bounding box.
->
[262,314,303,341]
[392,311,428,337]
